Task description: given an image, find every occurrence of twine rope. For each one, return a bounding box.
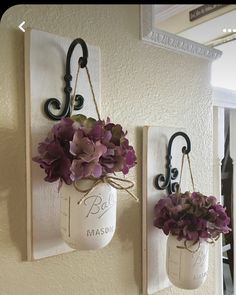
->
[175,151,219,252]
[70,63,81,115]
[71,61,138,204]
[187,153,195,192]
[85,66,101,120]
[177,153,185,194]
[71,63,101,121]
[178,152,195,193]
[177,239,201,253]
[176,235,219,253]
[74,176,139,205]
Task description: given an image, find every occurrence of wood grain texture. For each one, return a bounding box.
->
[142,126,188,294]
[230,109,236,287]
[213,107,224,295]
[25,28,101,260]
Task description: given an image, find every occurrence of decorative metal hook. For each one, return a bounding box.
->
[154,131,191,194]
[44,38,88,120]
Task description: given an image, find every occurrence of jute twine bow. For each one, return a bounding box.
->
[177,239,201,253]
[74,176,139,205]
[176,235,220,253]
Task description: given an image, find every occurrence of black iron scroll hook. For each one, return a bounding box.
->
[44,38,88,120]
[154,132,191,194]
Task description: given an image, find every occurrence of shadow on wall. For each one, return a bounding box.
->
[0,29,27,260]
[115,126,142,292]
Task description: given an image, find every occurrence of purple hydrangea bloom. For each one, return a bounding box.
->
[51,117,75,142]
[33,114,137,188]
[69,129,107,181]
[191,192,206,207]
[206,195,217,206]
[153,191,231,242]
[33,118,75,188]
[100,125,137,175]
[88,121,112,143]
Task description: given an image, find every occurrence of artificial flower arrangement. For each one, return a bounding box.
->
[33,114,137,251]
[154,190,231,289]
[154,191,231,243]
[33,114,137,189]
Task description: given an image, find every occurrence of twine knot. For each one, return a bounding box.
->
[176,235,219,253]
[74,175,139,205]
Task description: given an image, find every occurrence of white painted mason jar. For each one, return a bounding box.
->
[60,179,117,250]
[166,234,209,289]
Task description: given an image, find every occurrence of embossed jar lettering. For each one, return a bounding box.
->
[60,180,117,250]
[166,234,209,290]
[85,194,115,218]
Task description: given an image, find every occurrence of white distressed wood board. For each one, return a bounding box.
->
[25,28,101,260]
[230,109,236,287]
[142,126,188,294]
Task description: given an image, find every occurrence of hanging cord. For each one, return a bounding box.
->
[177,153,195,193]
[70,61,138,204]
[85,66,101,120]
[177,153,185,194]
[70,63,81,115]
[187,153,195,192]
[70,63,101,121]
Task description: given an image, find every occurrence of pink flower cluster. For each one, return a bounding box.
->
[154,191,231,242]
[33,115,137,188]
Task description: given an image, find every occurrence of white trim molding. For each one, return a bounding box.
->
[213,87,236,109]
[230,109,236,291]
[153,5,194,23]
[140,5,222,61]
[213,107,224,295]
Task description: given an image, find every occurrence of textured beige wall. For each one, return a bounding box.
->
[0,4,216,295]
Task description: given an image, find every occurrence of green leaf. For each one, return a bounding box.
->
[71,114,97,129]
[85,117,97,128]
[71,114,87,125]
[111,125,123,145]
